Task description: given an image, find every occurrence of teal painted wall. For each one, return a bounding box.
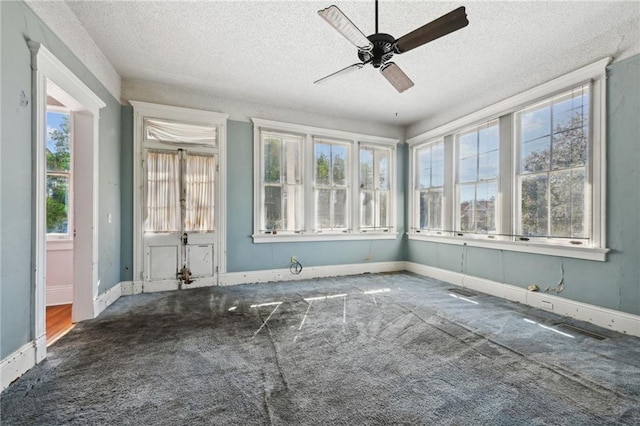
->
[227,120,407,272]
[406,55,640,316]
[120,105,134,281]
[0,0,122,358]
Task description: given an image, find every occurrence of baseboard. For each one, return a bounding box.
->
[121,280,142,296]
[93,283,122,317]
[1,341,36,391]
[406,262,640,337]
[46,285,73,306]
[218,261,406,287]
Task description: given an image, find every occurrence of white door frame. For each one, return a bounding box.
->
[28,41,105,362]
[130,101,229,290]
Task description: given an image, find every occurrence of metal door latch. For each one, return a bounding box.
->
[182,233,188,245]
[178,265,193,284]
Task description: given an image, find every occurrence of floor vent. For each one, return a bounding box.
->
[448,288,479,298]
[558,323,607,340]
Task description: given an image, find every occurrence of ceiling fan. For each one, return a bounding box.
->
[314,1,469,93]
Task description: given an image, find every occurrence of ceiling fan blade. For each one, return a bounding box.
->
[380,62,414,93]
[395,6,468,54]
[318,5,373,52]
[314,63,365,85]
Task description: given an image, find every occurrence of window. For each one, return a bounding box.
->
[360,145,392,230]
[259,131,303,233]
[407,58,609,261]
[456,121,499,234]
[414,142,444,231]
[253,118,398,242]
[46,108,72,239]
[314,138,350,231]
[515,86,589,240]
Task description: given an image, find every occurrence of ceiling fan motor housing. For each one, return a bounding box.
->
[358,33,396,68]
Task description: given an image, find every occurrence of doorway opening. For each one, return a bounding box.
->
[44,97,75,345]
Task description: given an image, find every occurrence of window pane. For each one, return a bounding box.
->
[283,138,300,184]
[431,144,444,187]
[418,149,431,188]
[185,154,215,232]
[360,190,374,228]
[521,136,551,173]
[46,111,71,172]
[282,184,303,231]
[520,174,548,236]
[377,152,389,190]
[332,145,348,186]
[521,106,551,142]
[360,149,374,189]
[315,144,331,185]
[552,127,587,170]
[264,185,282,230]
[316,189,331,229]
[378,191,389,228]
[459,184,475,232]
[459,156,477,183]
[46,175,69,234]
[478,150,499,181]
[334,189,348,228]
[478,125,499,153]
[264,138,281,183]
[476,182,497,233]
[550,169,585,238]
[419,189,442,229]
[458,132,477,160]
[145,151,180,232]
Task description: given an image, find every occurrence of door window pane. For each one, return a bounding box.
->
[145,151,180,232]
[185,154,215,232]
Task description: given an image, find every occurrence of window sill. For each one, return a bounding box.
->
[252,232,398,243]
[407,233,610,261]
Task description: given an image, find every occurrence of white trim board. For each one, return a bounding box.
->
[405,262,640,338]
[1,342,37,392]
[93,283,122,317]
[219,261,406,287]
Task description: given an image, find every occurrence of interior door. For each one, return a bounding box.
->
[143,148,217,290]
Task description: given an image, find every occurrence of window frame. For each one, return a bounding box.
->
[46,105,73,241]
[407,58,610,261]
[252,118,398,243]
[359,142,394,233]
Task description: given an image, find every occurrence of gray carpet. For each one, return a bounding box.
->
[2,272,640,425]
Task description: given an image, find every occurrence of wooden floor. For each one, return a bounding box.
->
[46,304,74,346]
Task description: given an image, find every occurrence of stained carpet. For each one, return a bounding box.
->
[2,272,640,425]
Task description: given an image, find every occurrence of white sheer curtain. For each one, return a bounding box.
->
[185,154,215,232]
[144,118,217,146]
[145,151,180,232]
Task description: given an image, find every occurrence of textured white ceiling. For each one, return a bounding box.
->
[61,0,639,129]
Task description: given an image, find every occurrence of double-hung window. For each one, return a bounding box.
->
[456,121,499,234]
[260,131,304,233]
[314,138,350,232]
[515,85,589,241]
[360,144,392,231]
[414,141,445,232]
[407,58,609,260]
[253,118,398,242]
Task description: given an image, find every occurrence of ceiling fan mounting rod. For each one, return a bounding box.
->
[375,0,379,34]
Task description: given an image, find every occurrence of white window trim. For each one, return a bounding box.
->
[130,101,229,280]
[252,118,399,243]
[407,57,611,262]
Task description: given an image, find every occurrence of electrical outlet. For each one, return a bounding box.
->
[541,301,553,310]
[291,256,297,263]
